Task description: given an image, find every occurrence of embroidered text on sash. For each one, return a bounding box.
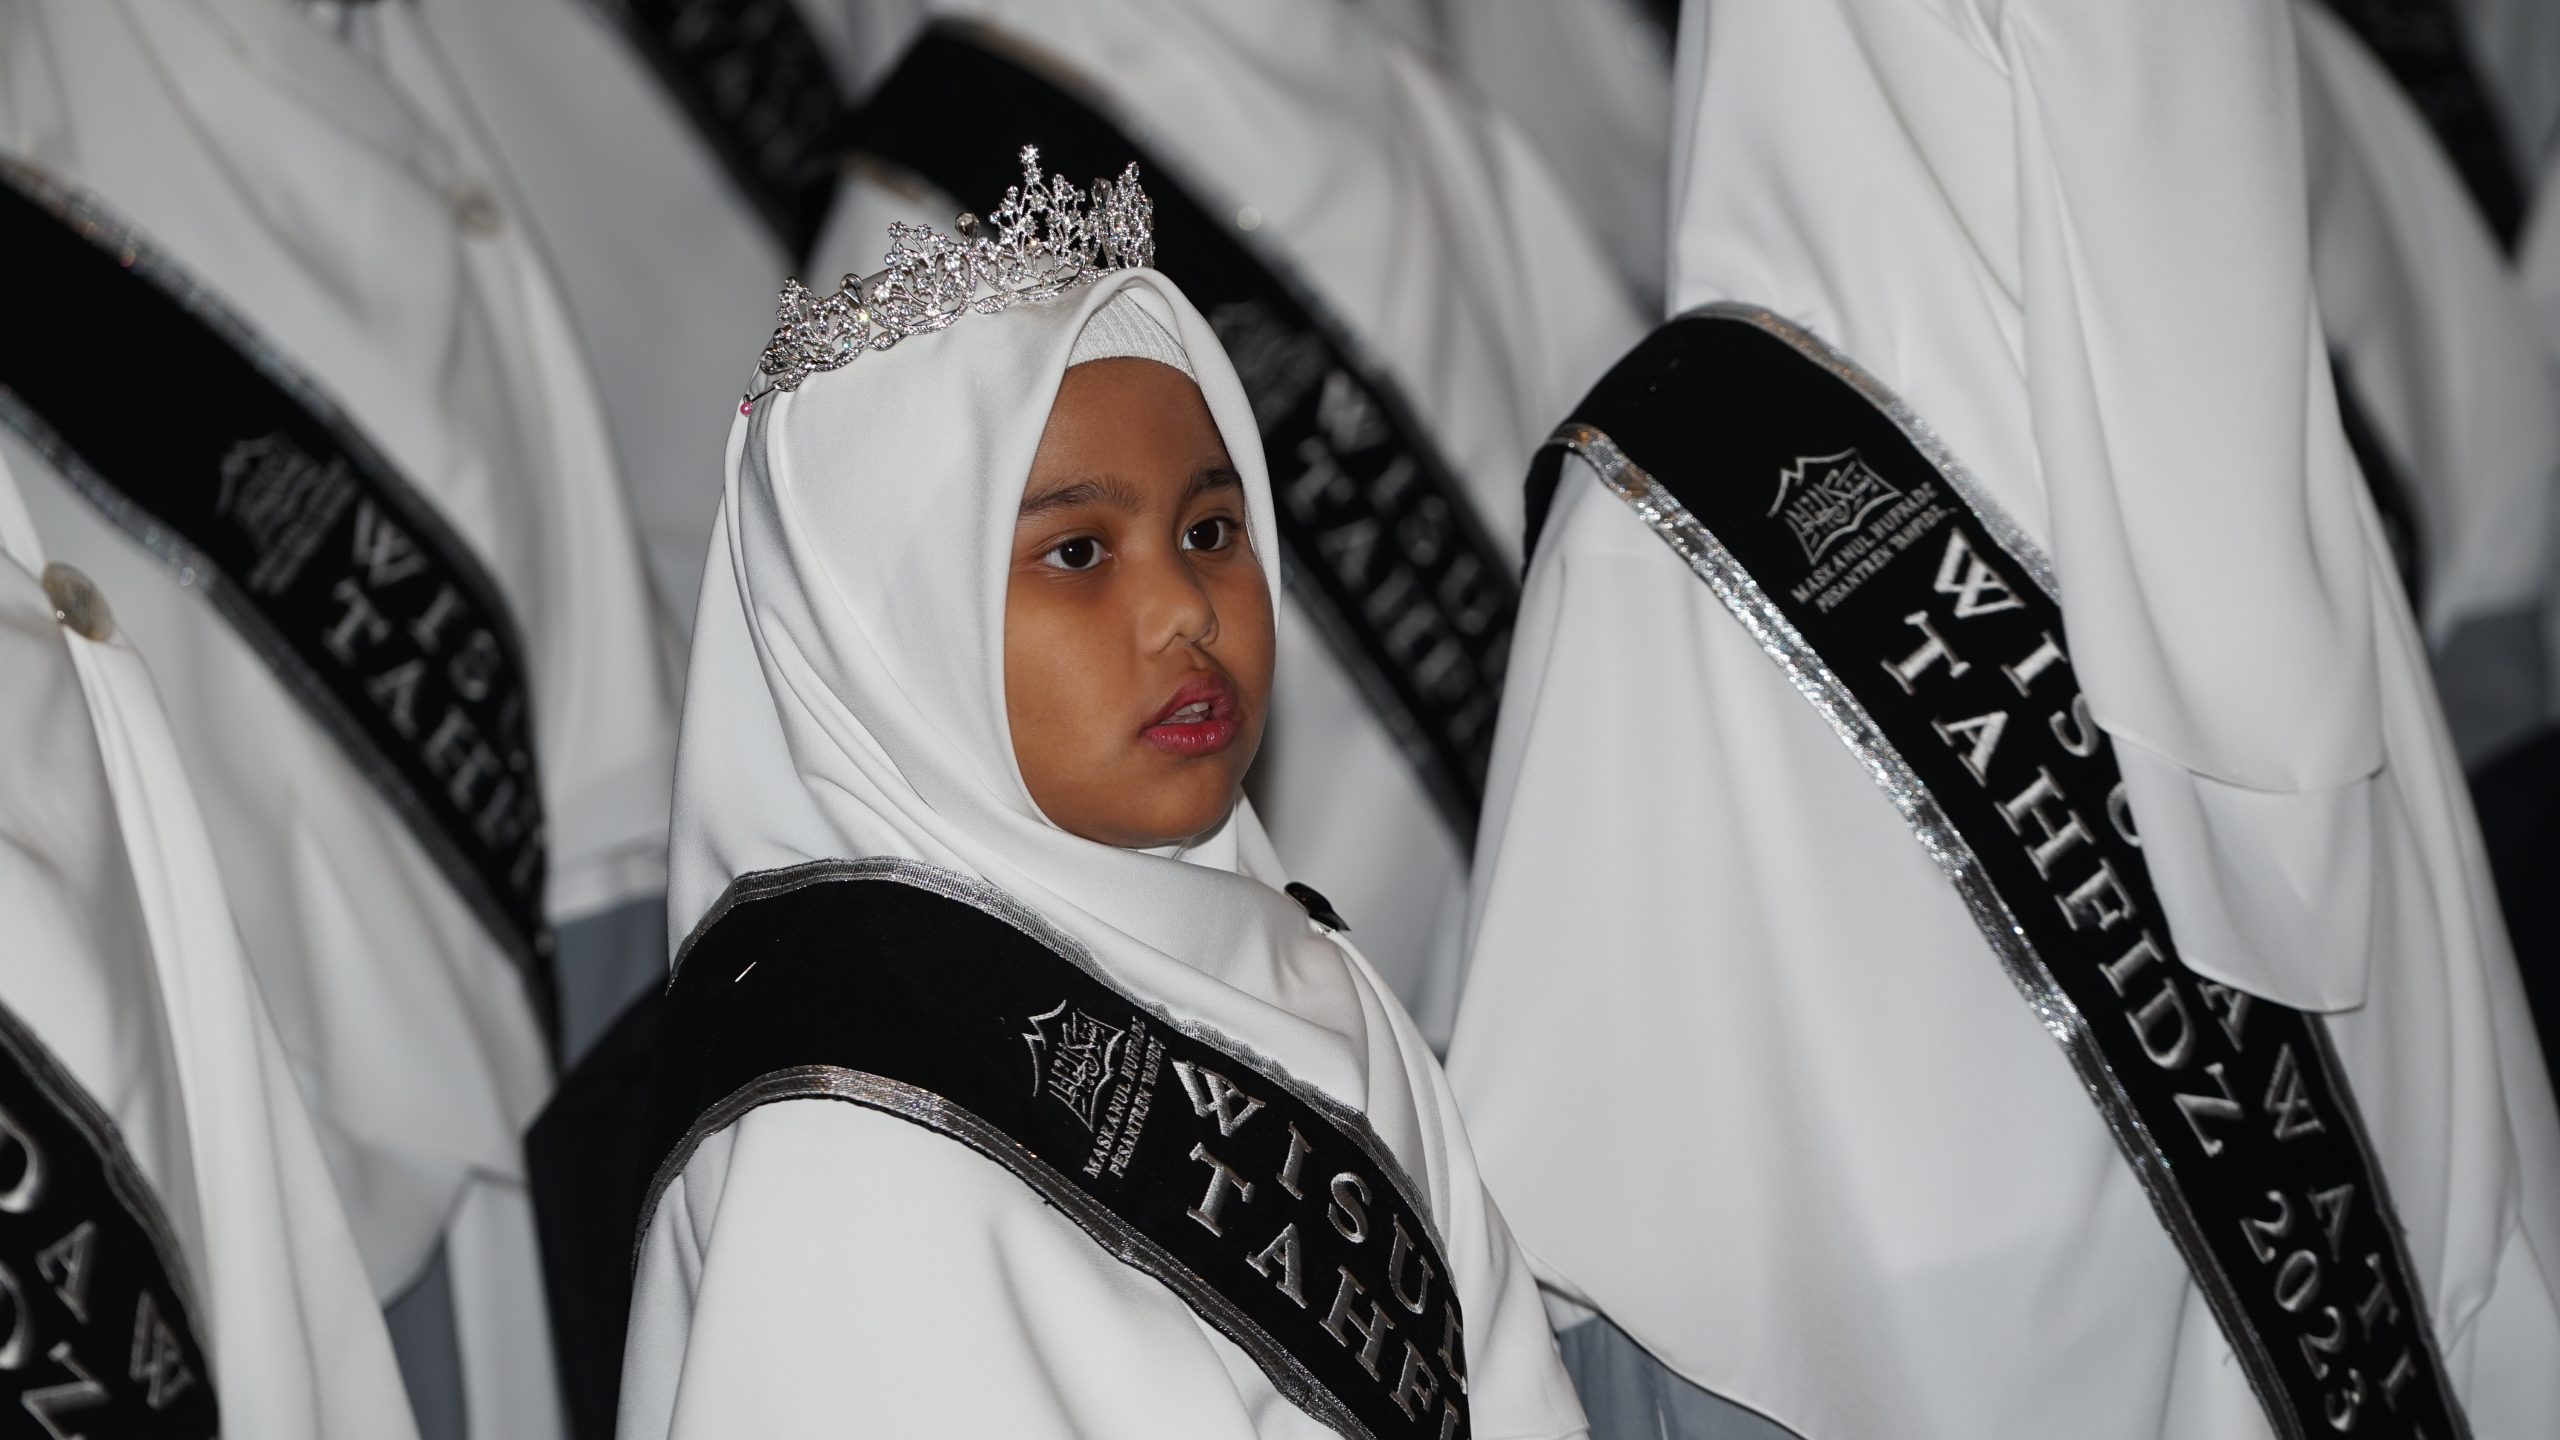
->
[1530,306,2470,1440]
[0,166,554,992]
[645,862,1469,1440]
[0,1000,217,1436]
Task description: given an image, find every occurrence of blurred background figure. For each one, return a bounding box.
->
[1451,2,2560,1438]
[807,0,1645,1047]
[0,448,420,1438]
[1367,0,1679,316]
[0,2,682,1435]
[405,0,842,656]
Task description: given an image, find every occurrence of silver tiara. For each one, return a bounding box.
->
[749,145,1155,402]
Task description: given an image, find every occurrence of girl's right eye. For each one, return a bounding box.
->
[1043,536,1106,572]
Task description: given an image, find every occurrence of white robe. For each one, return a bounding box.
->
[1451,3,2560,1437]
[2298,1,2560,766]
[621,931,1582,1440]
[0,3,679,1434]
[804,0,1644,1045]
[1388,0,1676,317]
[0,459,420,1438]
[395,0,797,647]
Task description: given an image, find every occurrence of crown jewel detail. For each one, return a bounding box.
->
[753,146,1155,397]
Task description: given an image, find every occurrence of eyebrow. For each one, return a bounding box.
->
[1016,464,1241,520]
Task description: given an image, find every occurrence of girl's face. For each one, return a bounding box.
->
[1005,357,1275,849]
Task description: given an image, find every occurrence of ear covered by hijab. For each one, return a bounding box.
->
[670,268,1386,1121]
[1668,0,2387,1010]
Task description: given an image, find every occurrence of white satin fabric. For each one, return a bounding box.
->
[0,2,682,1434]
[398,0,796,641]
[1451,2,2560,1436]
[0,456,420,1439]
[621,268,1581,1439]
[1393,0,1678,313]
[806,0,1645,1043]
[2299,1,2560,766]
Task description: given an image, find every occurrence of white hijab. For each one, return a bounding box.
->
[672,267,1401,1129]
[1670,0,2387,1010]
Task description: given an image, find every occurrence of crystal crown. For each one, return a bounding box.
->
[752,145,1155,398]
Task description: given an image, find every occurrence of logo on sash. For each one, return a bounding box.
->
[0,167,556,1008]
[1022,1001,1129,1130]
[1535,305,2474,1440]
[1770,448,1902,564]
[648,863,1472,1439]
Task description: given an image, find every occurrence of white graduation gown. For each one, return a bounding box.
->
[1387,0,1677,315]
[1450,3,2560,1437]
[394,0,797,645]
[620,920,1583,1440]
[0,459,420,1439]
[2297,1,2560,766]
[807,0,1644,1042]
[0,3,678,1434]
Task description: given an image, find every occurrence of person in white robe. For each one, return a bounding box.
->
[2297,1,2560,768]
[0,3,680,1435]
[392,0,831,653]
[1450,2,2560,1437]
[1369,0,1677,316]
[619,180,1583,1437]
[804,0,1644,1045]
[0,455,420,1437]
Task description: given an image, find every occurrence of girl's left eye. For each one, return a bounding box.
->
[1183,516,1236,553]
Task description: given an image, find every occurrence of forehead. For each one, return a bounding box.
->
[1024,359,1233,499]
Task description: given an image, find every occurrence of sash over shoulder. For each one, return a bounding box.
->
[644,860,1471,1440]
[0,163,555,1008]
[1528,305,2470,1440]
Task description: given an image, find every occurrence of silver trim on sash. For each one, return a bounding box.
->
[656,856,1447,1263]
[0,159,552,973]
[0,997,204,1333]
[1547,300,2475,1440]
[648,1064,1376,1440]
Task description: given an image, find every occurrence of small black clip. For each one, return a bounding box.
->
[1284,882,1350,933]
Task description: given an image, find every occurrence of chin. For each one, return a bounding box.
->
[1125,787,1242,851]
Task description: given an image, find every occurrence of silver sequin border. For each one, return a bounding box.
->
[1549,413,2306,1439]
[0,158,549,976]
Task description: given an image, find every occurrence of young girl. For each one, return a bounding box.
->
[619,154,1585,1439]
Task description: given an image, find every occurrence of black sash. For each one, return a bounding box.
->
[2315,0,2525,249]
[1529,306,2470,1440]
[581,0,847,263]
[644,861,1470,1440]
[0,166,555,1000]
[0,999,217,1436]
[834,25,1517,841]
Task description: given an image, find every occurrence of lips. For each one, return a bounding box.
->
[1142,673,1241,757]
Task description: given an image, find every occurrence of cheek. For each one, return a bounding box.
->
[1004,582,1122,765]
[1217,568,1277,699]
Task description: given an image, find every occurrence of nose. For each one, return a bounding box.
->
[1136,545,1218,653]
